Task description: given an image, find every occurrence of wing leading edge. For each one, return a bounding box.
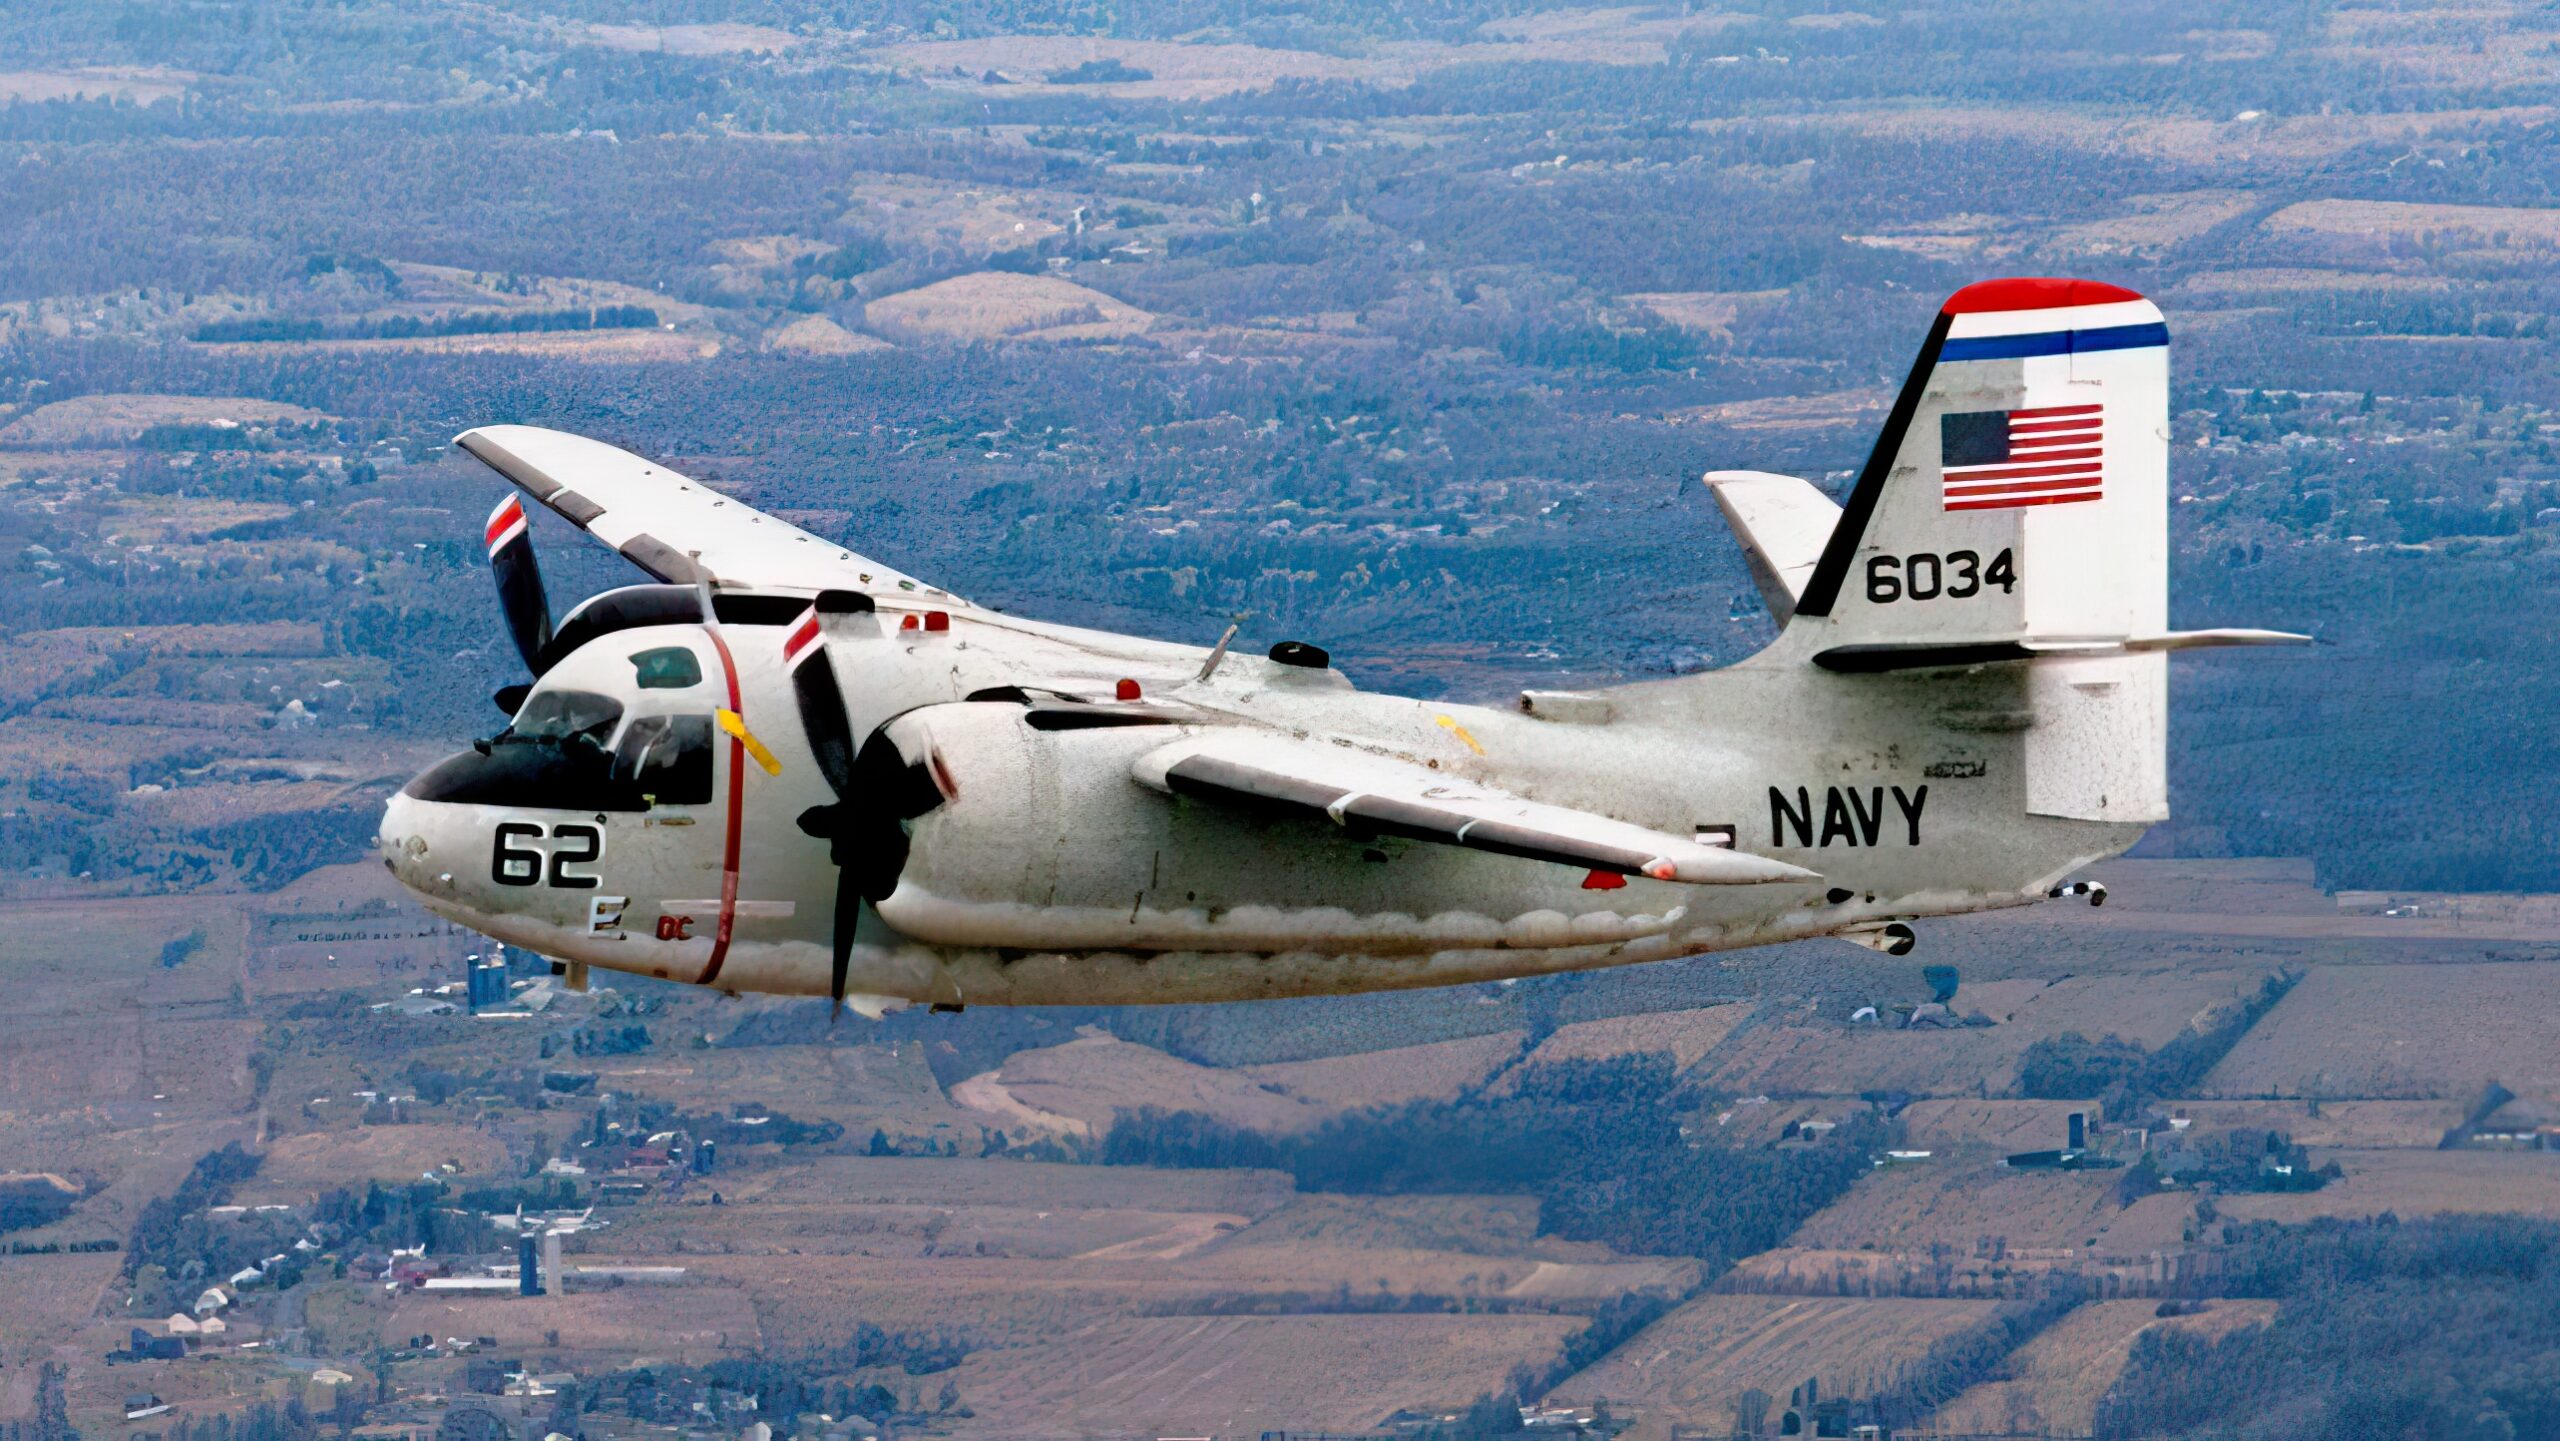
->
[1133,733,1818,887]
[454,424,950,600]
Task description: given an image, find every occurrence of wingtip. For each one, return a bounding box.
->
[1676,850,1821,886]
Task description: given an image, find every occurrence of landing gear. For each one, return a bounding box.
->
[1842,921,1918,957]
[2048,879,2109,907]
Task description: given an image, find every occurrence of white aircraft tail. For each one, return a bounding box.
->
[1724,278,2305,825]
[1786,276,2170,657]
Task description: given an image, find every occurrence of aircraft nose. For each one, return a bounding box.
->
[377,788,448,898]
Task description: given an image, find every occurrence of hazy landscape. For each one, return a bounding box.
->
[7,2,2560,1438]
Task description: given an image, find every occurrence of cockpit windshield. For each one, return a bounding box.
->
[610,714,713,806]
[505,690,624,747]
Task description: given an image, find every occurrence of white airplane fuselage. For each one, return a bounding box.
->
[381,275,2300,1008]
[378,597,2141,1008]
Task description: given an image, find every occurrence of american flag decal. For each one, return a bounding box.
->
[1939,404,2103,511]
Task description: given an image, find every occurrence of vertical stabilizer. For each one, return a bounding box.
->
[1786,278,2173,824]
[1788,277,2168,648]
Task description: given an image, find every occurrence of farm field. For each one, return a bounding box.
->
[2203,964,2560,1101]
[2215,1148,2560,1225]
[1932,1299,2281,1437]
[940,1312,1585,1437]
[1558,1296,2006,1432]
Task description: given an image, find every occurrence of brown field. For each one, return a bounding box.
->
[1695,967,2278,1097]
[22,622,321,657]
[0,394,329,446]
[123,779,378,831]
[568,21,798,55]
[665,1164,1683,1353]
[196,327,714,364]
[2203,964,2560,1101]
[2265,198,2560,260]
[580,1036,960,1138]
[679,1246,1595,1352]
[1558,1295,2004,1430]
[693,1155,1293,1219]
[863,272,1153,344]
[1240,1030,1523,1112]
[1895,1099,2101,1151]
[235,1125,512,1204]
[942,1313,1583,1436]
[763,316,895,356]
[614,1155,1288,1262]
[383,1286,760,1358]
[880,12,1699,101]
[848,177,1080,255]
[1516,1004,1753,1075]
[961,1034,1324,1137]
[0,1249,123,1338]
[956,1030,1524,1140]
[2168,1099,2463,1149]
[2046,189,2260,256]
[0,67,190,104]
[0,1113,256,1252]
[2167,266,2459,298]
[2217,1148,2560,1225]
[1788,1158,2144,1255]
[1620,290,1783,337]
[1667,387,1889,434]
[1933,1299,2279,1435]
[0,1016,259,1123]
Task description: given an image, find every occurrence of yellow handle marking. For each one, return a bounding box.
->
[1434,715,1486,756]
[717,708,784,777]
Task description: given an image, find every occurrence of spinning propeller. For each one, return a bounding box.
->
[784,592,871,1015]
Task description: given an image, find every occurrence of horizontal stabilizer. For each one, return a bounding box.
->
[1134,733,1818,886]
[1701,470,1840,624]
[1814,628,2312,674]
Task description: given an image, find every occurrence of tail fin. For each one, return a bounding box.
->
[1789,277,2169,650]
[1756,278,2305,828]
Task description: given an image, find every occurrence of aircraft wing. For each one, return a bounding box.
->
[455,424,950,600]
[1132,732,1816,886]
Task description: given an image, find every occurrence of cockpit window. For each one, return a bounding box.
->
[506,690,624,747]
[630,647,703,690]
[402,736,644,812]
[612,715,714,806]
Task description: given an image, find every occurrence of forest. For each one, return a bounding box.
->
[2098,1216,2560,1441]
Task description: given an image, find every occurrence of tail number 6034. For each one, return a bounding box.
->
[1865,548,2015,604]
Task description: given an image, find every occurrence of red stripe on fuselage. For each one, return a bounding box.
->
[782,611,821,666]
[697,624,747,988]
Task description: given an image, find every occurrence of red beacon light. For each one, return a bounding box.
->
[899,614,920,631]
[1115,678,1142,701]
[923,611,950,633]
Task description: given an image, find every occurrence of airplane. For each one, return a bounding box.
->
[377,276,2306,1014]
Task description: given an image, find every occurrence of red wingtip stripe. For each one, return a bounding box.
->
[1942,277,2144,315]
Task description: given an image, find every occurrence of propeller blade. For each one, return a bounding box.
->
[785,606,859,799]
[784,590,876,1023]
[829,873,859,1019]
[485,495,554,675]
